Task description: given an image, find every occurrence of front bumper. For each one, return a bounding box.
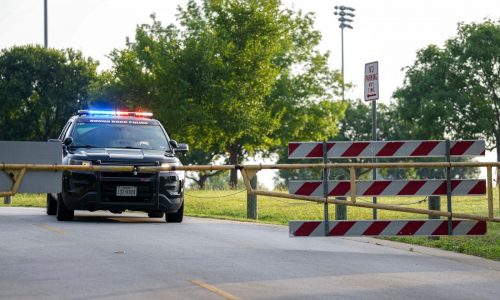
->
[62,170,184,212]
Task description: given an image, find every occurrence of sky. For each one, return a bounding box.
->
[1,0,498,102]
[1,0,498,186]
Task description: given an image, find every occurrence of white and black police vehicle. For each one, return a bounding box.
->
[47,110,188,222]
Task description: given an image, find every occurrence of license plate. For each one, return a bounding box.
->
[116,186,137,197]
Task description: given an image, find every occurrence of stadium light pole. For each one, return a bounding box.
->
[334,5,355,101]
[333,6,355,221]
[44,0,48,48]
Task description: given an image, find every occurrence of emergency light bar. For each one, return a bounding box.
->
[78,110,153,118]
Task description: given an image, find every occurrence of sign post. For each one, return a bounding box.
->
[365,61,379,220]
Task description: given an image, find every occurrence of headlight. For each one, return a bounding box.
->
[161,162,185,181]
[69,159,92,166]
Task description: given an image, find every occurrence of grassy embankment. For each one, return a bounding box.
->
[2,190,500,260]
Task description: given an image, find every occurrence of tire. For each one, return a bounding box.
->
[165,202,183,223]
[56,194,74,221]
[46,194,57,216]
[148,212,164,218]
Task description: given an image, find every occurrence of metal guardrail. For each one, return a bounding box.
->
[1,161,500,223]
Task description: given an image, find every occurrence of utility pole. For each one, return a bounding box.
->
[44,0,48,48]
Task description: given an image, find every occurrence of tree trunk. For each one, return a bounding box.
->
[496,133,500,162]
[228,145,240,189]
[197,174,209,190]
[187,171,222,190]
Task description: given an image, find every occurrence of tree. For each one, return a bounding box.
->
[276,100,390,185]
[335,100,479,180]
[0,45,97,141]
[87,70,130,109]
[110,0,346,188]
[394,20,500,162]
[334,100,395,178]
[276,98,480,186]
[184,149,225,189]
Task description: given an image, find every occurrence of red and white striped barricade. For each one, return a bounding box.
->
[289,220,486,237]
[286,139,486,237]
[288,179,486,197]
[288,140,485,159]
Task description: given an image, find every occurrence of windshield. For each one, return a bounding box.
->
[71,120,170,151]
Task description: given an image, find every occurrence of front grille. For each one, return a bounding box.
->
[99,172,158,203]
[101,172,153,178]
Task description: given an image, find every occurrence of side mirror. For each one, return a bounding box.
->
[176,143,189,154]
[63,137,73,146]
[169,140,179,149]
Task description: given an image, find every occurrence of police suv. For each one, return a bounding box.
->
[47,110,188,222]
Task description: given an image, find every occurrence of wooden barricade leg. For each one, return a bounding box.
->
[487,166,493,220]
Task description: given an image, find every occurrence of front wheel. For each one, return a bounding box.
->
[46,194,57,215]
[56,194,74,221]
[165,202,183,223]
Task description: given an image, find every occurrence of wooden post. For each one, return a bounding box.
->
[3,196,11,205]
[487,166,493,220]
[428,196,441,240]
[350,167,356,203]
[335,175,347,220]
[247,174,257,220]
[498,168,500,215]
[428,196,441,218]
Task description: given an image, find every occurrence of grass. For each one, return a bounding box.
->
[185,189,500,260]
[2,190,500,260]
[0,194,47,207]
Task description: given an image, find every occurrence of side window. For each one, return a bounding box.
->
[58,121,72,140]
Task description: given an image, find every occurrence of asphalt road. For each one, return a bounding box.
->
[1,207,500,300]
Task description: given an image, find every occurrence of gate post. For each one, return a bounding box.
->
[428,195,441,240]
[428,196,441,216]
[247,174,258,220]
[335,174,347,220]
[498,168,500,214]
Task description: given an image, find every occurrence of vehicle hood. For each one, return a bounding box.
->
[68,148,180,164]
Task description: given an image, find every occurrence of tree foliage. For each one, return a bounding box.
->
[338,100,479,180]
[394,20,500,161]
[276,100,389,186]
[0,45,97,141]
[108,0,346,187]
[276,97,480,187]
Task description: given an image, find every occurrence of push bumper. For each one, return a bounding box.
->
[61,170,183,213]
